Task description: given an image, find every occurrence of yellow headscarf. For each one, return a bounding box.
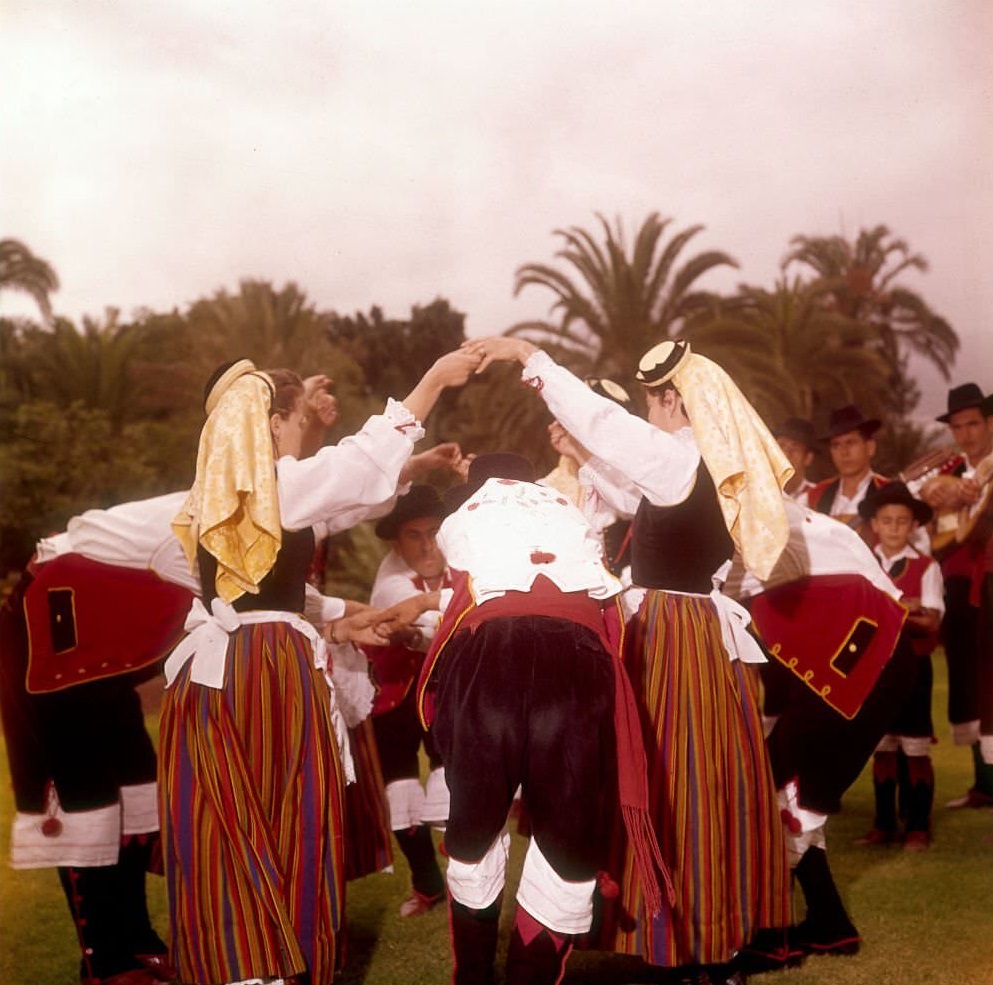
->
[172,362,283,602]
[639,341,793,581]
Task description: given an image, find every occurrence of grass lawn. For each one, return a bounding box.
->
[1,656,991,984]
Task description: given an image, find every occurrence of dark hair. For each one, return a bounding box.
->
[264,368,305,418]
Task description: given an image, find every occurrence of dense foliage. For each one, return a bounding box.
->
[0,218,958,578]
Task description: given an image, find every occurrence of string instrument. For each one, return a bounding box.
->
[901,446,993,555]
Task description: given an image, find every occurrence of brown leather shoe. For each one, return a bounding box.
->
[903,830,931,852]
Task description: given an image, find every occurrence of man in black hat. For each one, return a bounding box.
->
[773,417,818,505]
[363,485,454,917]
[923,382,993,808]
[807,405,889,534]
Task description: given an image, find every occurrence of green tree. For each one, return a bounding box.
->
[508,212,738,380]
[783,225,959,415]
[0,239,59,322]
[680,277,893,428]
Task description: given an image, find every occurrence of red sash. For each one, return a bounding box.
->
[23,554,194,694]
[365,643,424,716]
[749,574,908,719]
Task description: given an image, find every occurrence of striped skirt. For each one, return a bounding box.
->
[599,591,790,966]
[159,622,346,985]
[344,717,393,882]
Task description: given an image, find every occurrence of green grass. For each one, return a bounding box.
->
[2,657,991,984]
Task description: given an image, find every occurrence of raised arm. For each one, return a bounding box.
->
[463,337,698,506]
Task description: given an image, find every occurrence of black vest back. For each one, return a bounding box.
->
[631,463,733,593]
[198,526,316,613]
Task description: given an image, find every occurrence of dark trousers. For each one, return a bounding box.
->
[432,616,616,879]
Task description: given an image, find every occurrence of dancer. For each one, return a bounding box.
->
[159,351,475,985]
[415,453,661,985]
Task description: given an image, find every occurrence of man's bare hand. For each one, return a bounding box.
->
[406,442,464,480]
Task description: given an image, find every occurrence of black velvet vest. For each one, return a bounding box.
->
[630,463,733,594]
[198,527,316,612]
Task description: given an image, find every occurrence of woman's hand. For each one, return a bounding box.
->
[460,336,538,373]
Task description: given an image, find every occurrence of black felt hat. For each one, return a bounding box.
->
[857,481,933,525]
[936,383,993,423]
[820,404,882,441]
[773,417,817,451]
[374,485,448,539]
[442,452,537,512]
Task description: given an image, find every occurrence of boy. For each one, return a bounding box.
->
[857,482,944,850]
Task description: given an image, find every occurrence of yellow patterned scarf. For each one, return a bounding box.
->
[172,370,282,602]
[672,352,793,581]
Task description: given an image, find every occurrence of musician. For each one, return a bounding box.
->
[922,382,993,808]
[772,417,818,505]
[807,404,889,536]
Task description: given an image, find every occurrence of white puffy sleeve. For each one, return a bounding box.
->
[522,350,700,506]
[277,399,424,531]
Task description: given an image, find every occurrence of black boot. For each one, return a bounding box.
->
[735,925,804,974]
[856,751,899,845]
[792,847,860,956]
[450,895,502,985]
[903,755,934,851]
[115,835,173,979]
[504,905,572,985]
[394,824,446,915]
[58,865,146,983]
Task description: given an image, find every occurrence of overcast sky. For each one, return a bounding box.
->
[2,0,990,420]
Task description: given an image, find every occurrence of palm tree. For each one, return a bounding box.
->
[18,311,145,430]
[0,238,59,322]
[186,279,339,378]
[783,225,959,414]
[508,212,738,381]
[679,277,893,428]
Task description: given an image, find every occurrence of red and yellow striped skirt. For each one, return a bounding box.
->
[159,621,346,985]
[601,590,790,966]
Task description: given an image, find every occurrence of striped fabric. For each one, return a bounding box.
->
[159,622,346,984]
[601,591,790,966]
[343,717,394,881]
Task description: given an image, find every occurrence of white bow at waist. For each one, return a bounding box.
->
[162,599,354,782]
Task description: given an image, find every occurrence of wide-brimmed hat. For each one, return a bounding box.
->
[773,417,817,451]
[936,383,993,423]
[820,404,882,442]
[374,485,447,539]
[857,480,933,525]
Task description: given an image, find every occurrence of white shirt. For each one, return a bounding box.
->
[369,549,445,647]
[872,544,945,615]
[722,499,901,603]
[828,470,877,519]
[438,478,622,609]
[522,350,700,507]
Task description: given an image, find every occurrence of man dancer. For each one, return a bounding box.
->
[415,453,662,985]
[366,485,452,916]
